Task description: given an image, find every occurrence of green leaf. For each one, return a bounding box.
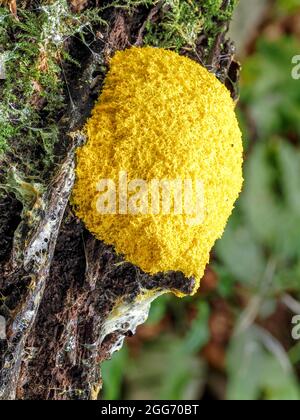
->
[242,141,283,248]
[125,335,206,400]
[214,264,236,297]
[273,262,300,292]
[182,301,210,354]
[216,216,266,286]
[276,0,300,15]
[227,328,266,400]
[101,347,128,400]
[289,342,300,365]
[242,139,300,259]
[147,294,170,325]
[241,37,300,138]
[278,141,300,214]
[262,357,300,400]
[227,327,300,400]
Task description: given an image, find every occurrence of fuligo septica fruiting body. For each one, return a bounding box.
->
[73,47,243,294]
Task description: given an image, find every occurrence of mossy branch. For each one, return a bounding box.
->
[0,0,239,400]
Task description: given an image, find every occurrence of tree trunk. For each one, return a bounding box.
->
[0,0,239,400]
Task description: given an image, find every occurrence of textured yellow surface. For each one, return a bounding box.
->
[72,47,243,293]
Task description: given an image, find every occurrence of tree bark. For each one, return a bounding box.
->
[0,0,239,400]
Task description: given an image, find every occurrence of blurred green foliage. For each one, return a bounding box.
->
[227,327,300,400]
[277,0,300,14]
[242,37,300,138]
[102,16,300,398]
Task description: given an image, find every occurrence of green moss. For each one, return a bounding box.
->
[143,0,202,50]
[110,0,154,8]
[202,0,238,44]
[141,0,237,54]
[0,0,103,189]
[0,122,13,154]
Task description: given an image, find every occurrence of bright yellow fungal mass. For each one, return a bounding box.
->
[73,46,243,294]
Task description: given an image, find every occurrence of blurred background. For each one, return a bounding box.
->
[102,0,300,400]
